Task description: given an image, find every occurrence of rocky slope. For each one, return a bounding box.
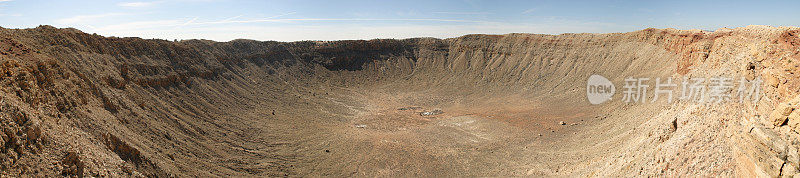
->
[0,25,799,177]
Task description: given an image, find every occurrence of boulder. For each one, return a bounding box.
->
[774,103,795,126]
[773,110,790,126]
[790,96,800,106]
[783,163,799,178]
[789,146,800,168]
[780,103,796,116]
[420,109,443,116]
[767,74,780,88]
[790,112,800,131]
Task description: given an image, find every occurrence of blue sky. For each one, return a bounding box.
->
[0,0,798,42]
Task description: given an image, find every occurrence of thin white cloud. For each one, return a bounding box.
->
[190,17,489,25]
[92,16,490,34]
[180,17,198,26]
[637,8,655,13]
[179,12,295,26]
[55,13,127,24]
[433,12,492,15]
[118,1,160,8]
[266,12,296,19]
[522,8,539,14]
[87,20,626,42]
[221,15,243,22]
[94,19,183,32]
[0,0,12,2]
[82,14,502,42]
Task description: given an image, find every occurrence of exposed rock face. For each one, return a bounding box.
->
[0,25,799,177]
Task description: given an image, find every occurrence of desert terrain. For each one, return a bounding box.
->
[1,25,800,177]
